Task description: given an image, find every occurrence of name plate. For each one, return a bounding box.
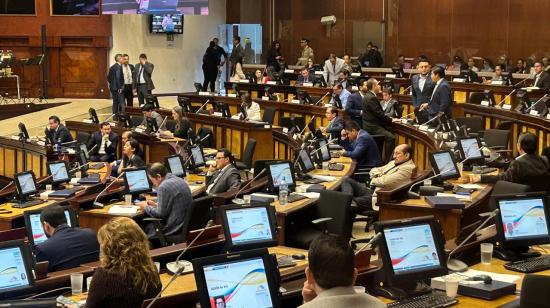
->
[291,99,301,104]
[547,114,550,120]
[401,119,409,124]
[491,80,504,85]
[199,91,210,96]
[302,82,313,87]
[283,127,289,133]
[36,141,46,146]
[314,71,324,75]
[530,110,539,116]
[109,122,116,127]
[261,96,269,101]
[134,127,145,133]
[351,86,359,91]
[480,100,490,106]
[419,125,429,132]
[66,148,76,154]
[266,81,277,85]
[502,104,512,110]
[82,119,93,123]
[284,69,294,74]
[213,112,223,117]
[427,128,436,134]
[442,132,449,140]
[453,78,466,83]
[239,79,250,83]
[385,74,397,79]
[264,125,271,128]
[351,72,361,77]
[10,135,19,140]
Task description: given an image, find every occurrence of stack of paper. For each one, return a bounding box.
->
[108,205,139,216]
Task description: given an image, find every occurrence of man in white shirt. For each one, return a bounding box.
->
[87,122,119,162]
[329,84,350,109]
[121,54,135,107]
[133,53,155,106]
[323,54,345,85]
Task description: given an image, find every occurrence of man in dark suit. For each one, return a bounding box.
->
[296,67,317,86]
[339,121,381,167]
[321,106,344,140]
[87,122,119,163]
[345,79,368,128]
[205,148,241,195]
[134,53,155,106]
[46,115,73,144]
[121,54,135,107]
[107,54,125,115]
[35,205,99,272]
[229,36,244,78]
[532,61,550,92]
[420,66,453,120]
[470,132,550,184]
[362,78,395,159]
[411,59,436,108]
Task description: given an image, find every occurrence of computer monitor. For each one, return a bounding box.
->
[266,161,296,193]
[123,167,152,195]
[189,145,206,169]
[456,137,484,165]
[220,204,278,251]
[375,216,447,289]
[315,139,331,162]
[192,248,280,308]
[46,161,71,187]
[14,171,38,201]
[88,108,99,124]
[297,90,314,104]
[220,102,231,118]
[146,117,159,133]
[79,143,89,160]
[44,127,55,144]
[391,66,405,78]
[297,148,315,174]
[494,193,550,251]
[18,123,29,140]
[177,96,193,113]
[429,150,461,181]
[166,155,186,178]
[24,207,78,246]
[0,240,34,296]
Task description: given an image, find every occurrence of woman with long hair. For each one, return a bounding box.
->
[85,217,161,308]
[170,105,192,139]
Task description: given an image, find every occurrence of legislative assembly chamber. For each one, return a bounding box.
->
[0,0,549,307]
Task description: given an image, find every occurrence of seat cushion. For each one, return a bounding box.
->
[287,227,323,250]
[235,161,247,170]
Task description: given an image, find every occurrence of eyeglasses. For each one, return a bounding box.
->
[215,156,226,160]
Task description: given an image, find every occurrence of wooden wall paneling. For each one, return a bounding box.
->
[508,0,550,61]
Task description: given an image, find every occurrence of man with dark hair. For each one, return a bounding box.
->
[300,235,385,307]
[321,106,344,140]
[329,83,350,109]
[87,122,119,162]
[340,121,381,167]
[297,38,314,66]
[107,53,125,115]
[134,53,155,106]
[420,66,452,119]
[323,53,345,85]
[46,115,73,144]
[138,162,193,241]
[532,61,550,92]
[140,104,164,129]
[362,78,395,159]
[296,67,317,86]
[229,36,244,78]
[345,79,368,128]
[470,132,550,184]
[411,59,435,108]
[205,148,241,195]
[121,54,135,107]
[35,205,99,272]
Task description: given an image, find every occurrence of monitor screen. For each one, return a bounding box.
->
[0,0,35,14]
[150,14,183,34]
[496,195,550,247]
[47,161,70,184]
[167,155,186,177]
[430,151,460,181]
[102,0,209,15]
[316,139,331,162]
[458,137,484,163]
[15,172,37,197]
[51,0,100,15]
[191,146,205,167]
[267,161,295,191]
[298,149,315,173]
[26,210,73,246]
[0,245,31,293]
[221,204,277,251]
[124,168,152,194]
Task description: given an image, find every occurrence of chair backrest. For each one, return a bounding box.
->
[520,274,550,308]
[482,129,510,149]
[197,127,214,148]
[241,138,257,169]
[489,180,530,210]
[394,102,404,118]
[371,134,386,161]
[468,92,485,104]
[455,116,484,134]
[316,190,354,240]
[496,120,513,131]
[131,115,144,127]
[279,116,305,131]
[262,107,276,125]
[542,146,550,163]
[524,174,550,194]
[0,227,26,242]
[76,131,90,145]
[165,119,176,132]
[187,196,214,232]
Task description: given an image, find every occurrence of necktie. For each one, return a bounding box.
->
[138,66,143,84]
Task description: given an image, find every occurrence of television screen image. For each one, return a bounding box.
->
[102,0,209,15]
[0,0,35,15]
[0,246,31,291]
[225,207,273,246]
[269,163,293,188]
[499,197,549,241]
[51,0,100,15]
[16,173,37,196]
[28,211,72,245]
[151,14,183,34]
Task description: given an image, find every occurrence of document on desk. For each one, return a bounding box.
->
[311,175,336,182]
[296,192,320,199]
[108,205,139,216]
[457,184,485,190]
[431,269,521,290]
[436,192,472,202]
[188,185,201,192]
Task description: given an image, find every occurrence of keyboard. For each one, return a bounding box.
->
[472,167,498,174]
[388,293,458,308]
[287,193,307,203]
[12,199,45,209]
[48,186,84,198]
[504,256,550,273]
[328,163,344,171]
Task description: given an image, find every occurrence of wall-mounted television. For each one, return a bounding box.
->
[150,13,184,34]
[0,0,36,15]
[51,0,100,16]
[102,0,208,15]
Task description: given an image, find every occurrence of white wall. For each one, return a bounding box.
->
[110,0,226,93]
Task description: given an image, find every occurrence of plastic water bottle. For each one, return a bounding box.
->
[279,180,288,206]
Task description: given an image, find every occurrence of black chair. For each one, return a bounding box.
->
[287,190,353,249]
[482,129,511,150]
[372,134,386,163]
[524,174,550,194]
[165,119,176,132]
[519,274,550,308]
[186,196,215,231]
[262,107,276,125]
[488,181,530,211]
[455,116,484,137]
[197,127,214,148]
[279,116,305,132]
[496,120,513,131]
[76,131,90,145]
[394,102,404,118]
[235,138,256,179]
[542,146,550,163]
[468,92,486,104]
[131,115,144,127]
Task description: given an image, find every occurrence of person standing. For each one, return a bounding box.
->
[323,54,345,85]
[267,40,283,72]
[213,37,228,91]
[362,78,395,159]
[296,38,314,66]
[107,54,125,115]
[420,66,453,120]
[134,53,155,106]
[411,59,435,109]
[202,41,220,92]
[121,54,135,107]
[229,36,244,78]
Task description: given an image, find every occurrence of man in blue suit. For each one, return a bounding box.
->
[411,59,435,108]
[107,54,125,115]
[345,79,368,128]
[420,66,453,119]
[339,120,381,167]
[296,67,317,86]
[35,205,99,272]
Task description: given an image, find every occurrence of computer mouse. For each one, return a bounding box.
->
[291,253,306,260]
[471,274,492,284]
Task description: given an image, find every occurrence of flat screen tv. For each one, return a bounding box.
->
[50,0,99,15]
[150,14,184,34]
[0,0,35,15]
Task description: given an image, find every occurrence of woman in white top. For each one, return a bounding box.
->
[240,93,262,121]
[230,56,246,82]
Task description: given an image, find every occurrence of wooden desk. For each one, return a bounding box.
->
[225,81,333,103]
[0,137,56,178]
[0,200,59,231]
[390,121,439,171]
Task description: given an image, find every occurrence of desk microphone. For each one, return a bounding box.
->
[421,112,445,126]
[104,113,115,123]
[447,209,500,272]
[524,93,549,114]
[407,170,442,199]
[195,99,211,114]
[92,171,125,209]
[512,77,531,88]
[86,144,98,155]
[232,168,267,204]
[315,91,331,106]
[157,116,168,132]
[354,232,381,256]
[402,85,412,94]
[146,220,215,308]
[495,89,516,108]
[309,138,338,157]
[0,181,14,195]
[299,115,316,135]
[399,110,416,119]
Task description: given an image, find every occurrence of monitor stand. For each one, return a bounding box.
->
[187,168,202,175]
[431,178,454,191]
[493,246,542,262]
[372,281,432,300]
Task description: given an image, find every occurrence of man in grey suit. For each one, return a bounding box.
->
[323,54,345,85]
[134,53,155,106]
[411,59,435,109]
[205,148,241,195]
[321,106,344,140]
[229,36,244,80]
[300,235,386,308]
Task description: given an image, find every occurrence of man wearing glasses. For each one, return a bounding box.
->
[205,148,241,195]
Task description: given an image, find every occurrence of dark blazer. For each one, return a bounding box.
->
[206,165,241,195]
[203,46,220,70]
[345,92,363,120]
[134,62,155,90]
[411,74,435,108]
[341,130,382,167]
[48,124,73,144]
[266,48,281,72]
[481,154,550,184]
[362,91,392,130]
[534,71,550,92]
[121,154,145,170]
[173,119,192,139]
[428,79,453,118]
[230,44,244,65]
[326,117,344,140]
[35,225,99,272]
[296,74,317,85]
[107,63,124,92]
[382,98,400,118]
[87,131,119,157]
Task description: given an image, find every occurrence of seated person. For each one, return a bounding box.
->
[341,144,416,210]
[46,115,73,144]
[35,205,99,272]
[140,104,164,129]
[296,67,317,86]
[380,88,400,118]
[205,148,241,195]
[85,217,161,308]
[137,163,193,241]
[339,121,381,167]
[114,138,145,175]
[336,69,351,90]
[483,64,505,84]
[469,132,550,184]
[239,93,262,121]
[168,106,191,139]
[87,122,119,162]
[253,69,270,84]
[320,106,344,140]
[329,83,351,109]
[229,56,246,82]
[121,131,144,159]
[300,234,386,308]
